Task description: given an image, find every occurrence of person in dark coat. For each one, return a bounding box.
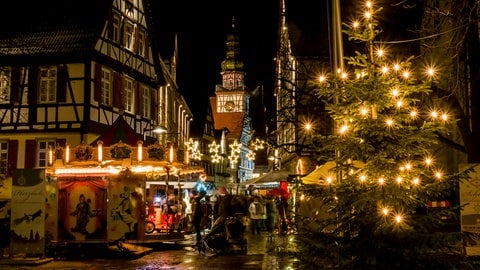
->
[191,190,206,245]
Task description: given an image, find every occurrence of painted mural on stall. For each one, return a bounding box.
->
[108,169,145,241]
[460,164,480,256]
[10,169,45,255]
[0,175,12,256]
[57,177,107,241]
[44,176,58,243]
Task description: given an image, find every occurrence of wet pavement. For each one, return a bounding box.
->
[0,232,302,270]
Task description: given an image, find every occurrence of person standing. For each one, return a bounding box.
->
[248,196,264,235]
[265,195,278,236]
[191,190,205,245]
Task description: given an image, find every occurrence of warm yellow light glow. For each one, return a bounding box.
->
[405,162,412,170]
[137,141,143,162]
[353,21,360,28]
[341,72,348,80]
[381,66,389,74]
[326,177,333,184]
[382,207,389,216]
[360,107,369,116]
[410,110,418,118]
[319,75,326,83]
[393,64,400,71]
[395,215,403,223]
[402,70,410,79]
[425,157,433,166]
[378,177,385,185]
[430,110,438,119]
[434,171,443,180]
[396,176,402,184]
[48,148,53,166]
[359,174,367,182]
[55,167,121,175]
[412,177,420,185]
[366,1,372,8]
[305,122,312,131]
[426,67,436,77]
[364,11,371,19]
[376,48,385,57]
[385,118,394,127]
[65,144,70,164]
[391,88,399,97]
[339,125,348,134]
[97,141,103,162]
[396,100,403,108]
[441,113,448,121]
[169,146,174,163]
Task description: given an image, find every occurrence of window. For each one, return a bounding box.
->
[0,68,10,103]
[101,68,113,106]
[37,140,55,167]
[124,21,134,50]
[141,85,150,118]
[0,141,7,177]
[125,77,134,113]
[39,66,56,103]
[138,29,146,57]
[112,13,121,44]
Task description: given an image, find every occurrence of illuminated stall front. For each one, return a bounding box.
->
[45,140,204,245]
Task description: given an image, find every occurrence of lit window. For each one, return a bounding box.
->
[138,29,146,57]
[0,141,7,177]
[124,21,134,50]
[0,68,11,103]
[101,68,112,106]
[39,67,56,103]
[125,77,134,113]
[112,14,121,44]
[141,86,151,118]
[37,140,55,167]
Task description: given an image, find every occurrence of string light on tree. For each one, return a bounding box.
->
[301,1,462,267]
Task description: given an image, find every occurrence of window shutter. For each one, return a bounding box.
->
[113,72,124,109]
[135,82,141,115]
[151,88,157,121]
[133,25,138,53]
[57,65,67,102]
[7,140,18,177]
[27,66,38,104]
[94,63,101,102]
[10,67,21,103]
[25,139,36,168]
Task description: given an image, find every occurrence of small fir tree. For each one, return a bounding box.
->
[298,2,474,269]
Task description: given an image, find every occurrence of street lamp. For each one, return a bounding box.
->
[143,126,168,142]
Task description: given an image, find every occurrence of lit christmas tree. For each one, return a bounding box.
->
[298,1,473,268]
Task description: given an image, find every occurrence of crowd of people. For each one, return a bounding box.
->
[189,186,290,247]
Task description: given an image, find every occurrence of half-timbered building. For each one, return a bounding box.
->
[0,0,192,176]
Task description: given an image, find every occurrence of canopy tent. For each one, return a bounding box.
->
[240,169,293,187]
[301,161,364,185]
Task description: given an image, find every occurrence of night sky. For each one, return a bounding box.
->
[150,0,422,135]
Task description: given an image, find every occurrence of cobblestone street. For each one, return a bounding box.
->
[1,232,302,270]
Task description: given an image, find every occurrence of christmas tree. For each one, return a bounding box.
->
[298,1,473,268]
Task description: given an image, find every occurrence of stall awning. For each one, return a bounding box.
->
[302,161,364,185]
[240,170,293,187]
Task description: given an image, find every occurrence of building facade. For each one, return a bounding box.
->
[0,0,192,175]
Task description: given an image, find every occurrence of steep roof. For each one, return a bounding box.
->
[209,97,244,139]
[0,0,112,64]
[91,116,141,146]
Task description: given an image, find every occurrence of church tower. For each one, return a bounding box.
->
[210,18,254,187]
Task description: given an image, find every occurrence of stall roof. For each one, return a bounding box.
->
[91,116,141,146]
[240,170,293,187]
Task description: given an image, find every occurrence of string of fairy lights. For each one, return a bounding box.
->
[314,1,452,226]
